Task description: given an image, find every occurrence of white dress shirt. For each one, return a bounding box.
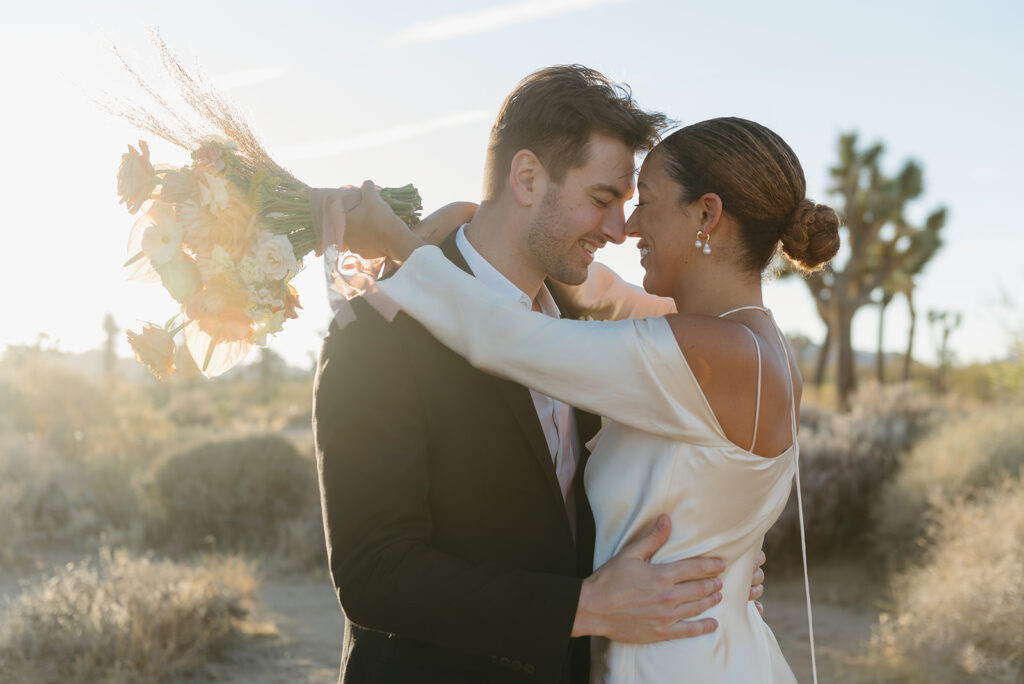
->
[455,226,580,510]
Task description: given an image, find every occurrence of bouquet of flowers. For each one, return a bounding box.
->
[111,32,421,379]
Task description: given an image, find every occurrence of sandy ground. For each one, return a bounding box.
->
[1,553,882,683]
[199,562,882,683]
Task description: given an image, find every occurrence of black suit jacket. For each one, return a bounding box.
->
[313,233,602,683]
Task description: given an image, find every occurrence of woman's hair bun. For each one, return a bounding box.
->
[780,199,841,271]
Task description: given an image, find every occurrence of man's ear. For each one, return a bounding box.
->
[508,149,545,207]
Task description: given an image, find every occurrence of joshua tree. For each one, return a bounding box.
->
[102,313,120,381]
[928,309,962,393]
[800,133,946,408]
[873,218,945,383]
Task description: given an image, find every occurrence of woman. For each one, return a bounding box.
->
[344,117,839,683]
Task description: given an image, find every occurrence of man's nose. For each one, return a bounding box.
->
[601,205,628,245]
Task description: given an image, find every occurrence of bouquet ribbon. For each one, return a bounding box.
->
[310,188,401,329]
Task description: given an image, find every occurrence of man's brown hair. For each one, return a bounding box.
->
[483,65,669,200]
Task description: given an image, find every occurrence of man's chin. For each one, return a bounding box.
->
[549,265,588,286]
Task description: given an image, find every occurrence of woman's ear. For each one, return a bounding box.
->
[699,193,724,233]
[508,149,544,207]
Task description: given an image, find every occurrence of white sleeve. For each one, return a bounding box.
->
[377,246,710,442]
[549,262,676,321]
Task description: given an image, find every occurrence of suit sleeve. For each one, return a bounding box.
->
[374,246,712,444]
[548,261,676,320]
[313,307,583,680]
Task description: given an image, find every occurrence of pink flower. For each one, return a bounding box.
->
[193,137,237,175]
[126,324,176,380]
[186,283,254,343]
[117,140,157,214]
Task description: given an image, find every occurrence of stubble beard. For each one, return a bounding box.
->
[525,186,588,286]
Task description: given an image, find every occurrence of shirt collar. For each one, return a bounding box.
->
[455,225,559,317]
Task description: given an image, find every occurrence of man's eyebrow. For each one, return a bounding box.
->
[589,183,629,199]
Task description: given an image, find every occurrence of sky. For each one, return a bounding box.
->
[2,0,1022,370]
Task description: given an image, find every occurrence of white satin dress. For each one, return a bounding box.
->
[373,247,802,683]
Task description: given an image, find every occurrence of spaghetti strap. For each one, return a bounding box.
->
[717,306,767,453]
[734,326,763,452]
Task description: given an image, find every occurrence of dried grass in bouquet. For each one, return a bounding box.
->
[109,30,424,378]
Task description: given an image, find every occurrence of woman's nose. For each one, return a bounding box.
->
[625,211,640,239]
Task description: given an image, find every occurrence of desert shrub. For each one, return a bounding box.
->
[873,403,1024,561]
[0,549,257,684]
[145,434,318,554]
[764,383,945,566]
[860,478,1024,683]
[0,434,147,559]
[0,435,73,560]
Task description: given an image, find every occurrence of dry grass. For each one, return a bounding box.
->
[873,403,1024,562]
[859,477,1024,682]
[0,549,259,684]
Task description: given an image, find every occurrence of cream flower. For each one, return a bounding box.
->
[254,287,275,306]
[153,255,202,304]
[197,245,236,282]
[252,310,286,346]
[159,169,195,204]
[237,256,263,284]
[255,234,300,281]
[198,172,232,215]
[141,202,184,266]
[117,140,157,214]
[177,200,215,251]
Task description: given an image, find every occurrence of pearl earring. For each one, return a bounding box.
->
[695,230,712,255]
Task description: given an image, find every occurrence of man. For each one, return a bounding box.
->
[314,65,763,684]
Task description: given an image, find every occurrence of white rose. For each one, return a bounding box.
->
[255,235,300,282]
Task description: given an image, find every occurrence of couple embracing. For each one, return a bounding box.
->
[313,64,839,683]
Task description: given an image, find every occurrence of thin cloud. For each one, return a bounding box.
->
[384,0,627,47]
[214,66,286,90]
[276,108,492,161]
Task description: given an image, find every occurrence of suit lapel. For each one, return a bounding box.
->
[439,234,568,512]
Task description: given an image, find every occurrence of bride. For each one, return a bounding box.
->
[340,117,839,683]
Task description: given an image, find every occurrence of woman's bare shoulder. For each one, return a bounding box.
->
[664,313,800,456]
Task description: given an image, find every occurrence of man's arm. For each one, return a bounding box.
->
[549,262,676,321]
[314,310,582,679]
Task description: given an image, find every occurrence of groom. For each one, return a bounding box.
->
[314,66,759,684]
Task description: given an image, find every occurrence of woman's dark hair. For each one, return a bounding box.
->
[657,117,840,272]
[484,65,669,200]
